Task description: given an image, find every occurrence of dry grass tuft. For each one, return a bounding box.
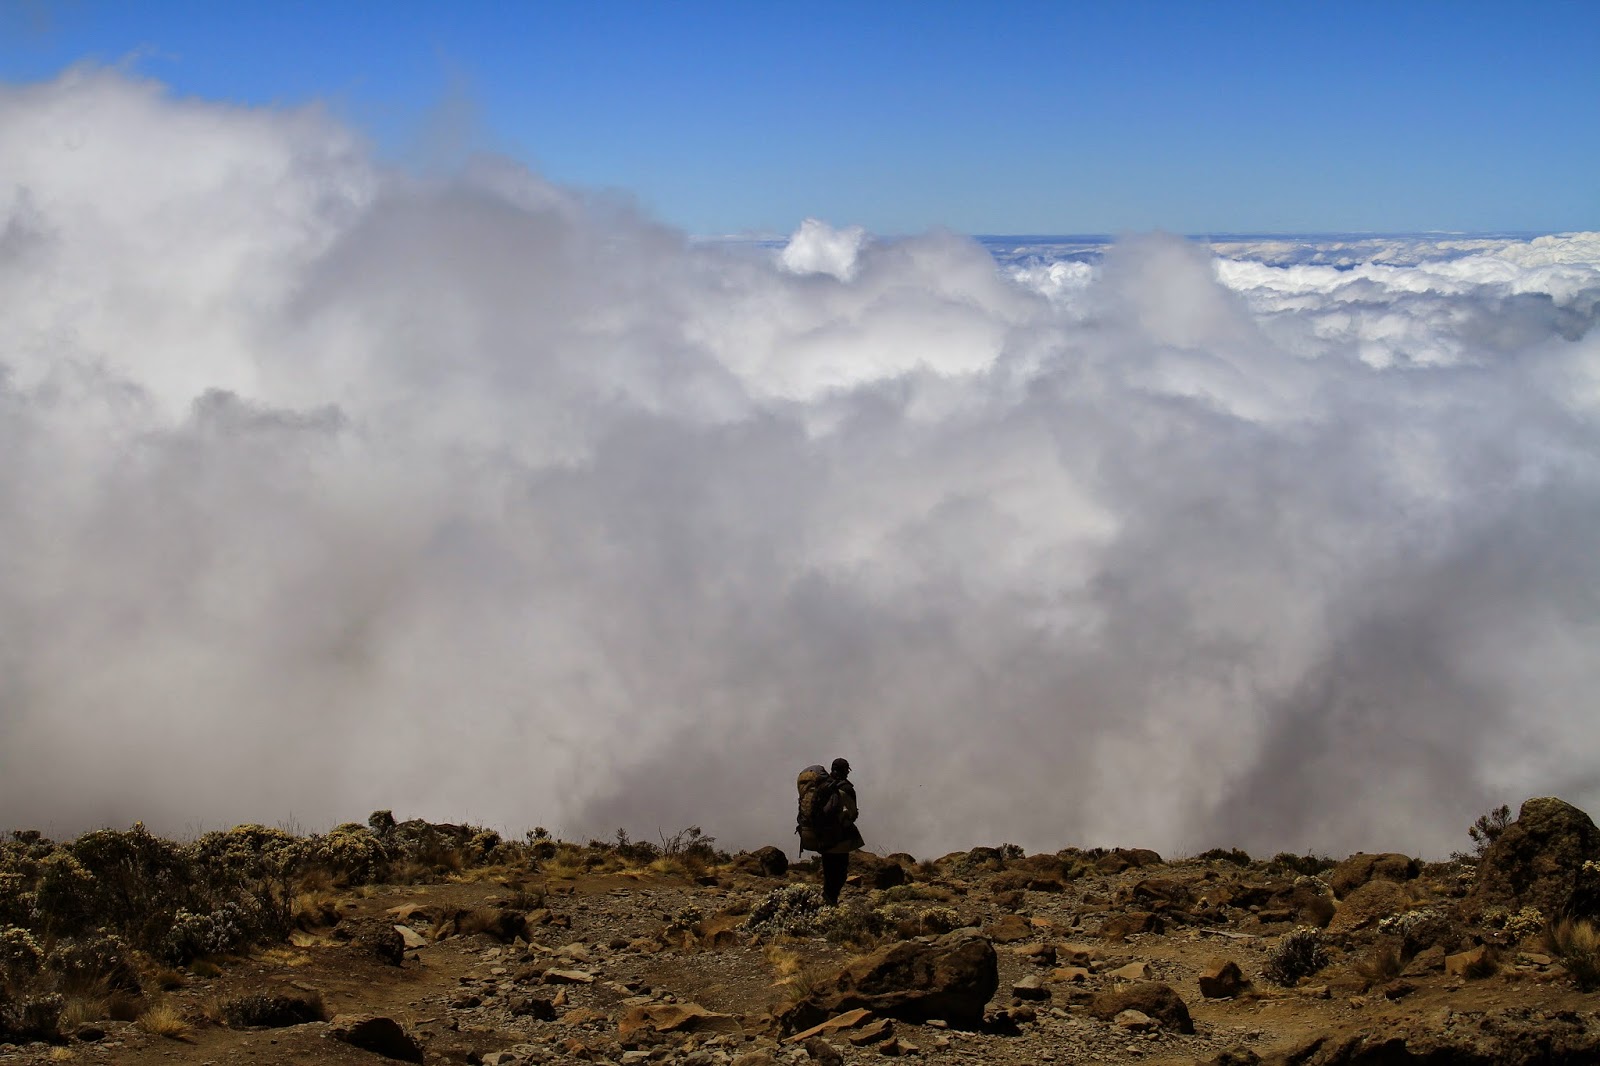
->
[59,994,106,1030]
[1353,941,1404,984]
[137,1000,190,1039]
[105,992,141,1022]
[199,996,225,1025]
[779,963,834,1004]
[48,1047,76,1062]
[153,967,187,990]
[1542,918,1600,990]
[292,889,340,929]
[763,944,804,980]
[188,959,222,979]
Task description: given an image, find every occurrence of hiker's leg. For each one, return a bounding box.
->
[821,852,848,904]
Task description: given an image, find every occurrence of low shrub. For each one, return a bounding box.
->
[1263,927,1331,986]
[1268,852,1337,877]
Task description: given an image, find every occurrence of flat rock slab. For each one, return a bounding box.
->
[617,1002,741,1039]
[785,1008,876,1043]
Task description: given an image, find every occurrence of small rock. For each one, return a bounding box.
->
[508,995,557,1020]
[1108,962,1151,981]
[1445,946,1496,978]
[803,1037,844,1066]
[848,1018,894,1046]
[1198,958,1244,999]
[1012,976,1050,1001]
[1115,1009,1156,1031]
[394,926,429,950]
[544,969,596,984]
[983,914,1033,943]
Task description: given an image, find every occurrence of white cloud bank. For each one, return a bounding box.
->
[3,68,1600,858]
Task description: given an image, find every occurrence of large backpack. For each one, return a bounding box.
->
[795,764,842,854]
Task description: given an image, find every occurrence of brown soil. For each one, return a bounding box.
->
[2,858,1595,1066]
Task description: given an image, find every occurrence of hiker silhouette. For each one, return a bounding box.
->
[796,757,864,904]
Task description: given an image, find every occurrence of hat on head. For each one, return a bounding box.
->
[830,757,851,776]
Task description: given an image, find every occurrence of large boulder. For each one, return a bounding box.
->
[327,1014,424,1063]
[1088,982,1193,1034]
[1326,854,1419,900]
[779,932,998,1032]
[1328,879,1411,933]
[1468,798,1600,920]
[850,851,909,890]
[735,846,790,878]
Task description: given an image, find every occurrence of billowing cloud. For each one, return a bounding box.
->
[3,68,1599,859]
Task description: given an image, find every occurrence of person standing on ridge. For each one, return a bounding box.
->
[796,757,864,904]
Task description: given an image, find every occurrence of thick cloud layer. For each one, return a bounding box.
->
[3,69,1599,858]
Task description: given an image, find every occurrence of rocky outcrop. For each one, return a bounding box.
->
[1326,853,1419,899]
[1467,797,1600,919]
[1327,879,1411,933]
[779,932,998,1033]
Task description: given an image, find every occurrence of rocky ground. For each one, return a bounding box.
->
[4,799,1600,1066]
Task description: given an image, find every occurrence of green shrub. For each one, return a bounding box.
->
[1268,852,1336,877]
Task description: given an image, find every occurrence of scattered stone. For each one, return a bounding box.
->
[1108,961,1152,981]
[1198,958,1245,999]
[394,925,430,950]
[1012,975,1050,1000]
[1051,966,1091,983]
[804,1037,845,1065]
[327,1014,425,1063]
[984,913,1033,943]
[785,1008,876,1043]
[847,1018,894,1046]
[1445,946,1497,978]
[544,968,596,984]
[617,1002,741,1039]
[508,995,558,1020]
[1402,944,1446,976]
[1100,912,1165,941]
[1115,1008,1156,1031]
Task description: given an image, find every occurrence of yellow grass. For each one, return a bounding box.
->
[137,1000,190,1039]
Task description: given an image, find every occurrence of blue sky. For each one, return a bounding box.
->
[2,0,1596,236]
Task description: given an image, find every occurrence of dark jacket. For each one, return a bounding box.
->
[824,777,864,854]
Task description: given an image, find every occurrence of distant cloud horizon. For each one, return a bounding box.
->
[2,69,1599,860]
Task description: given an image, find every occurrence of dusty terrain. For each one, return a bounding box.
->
[4,807,1600,1066]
